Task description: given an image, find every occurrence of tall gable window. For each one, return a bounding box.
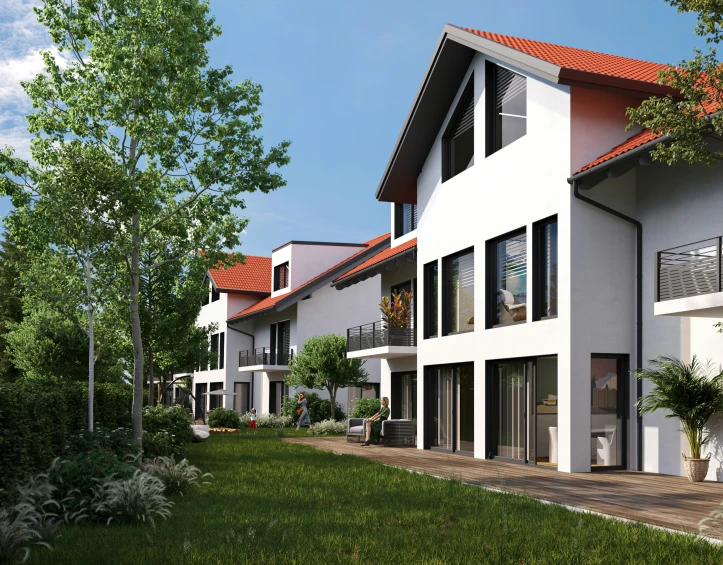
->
[211,286,220,302]
[486,63,527,155]
[395,203,417,238]
[442,77,474,182]
[274,262,289,291]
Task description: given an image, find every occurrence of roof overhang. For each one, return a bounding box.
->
[377,24,678,203]
[332,246,417,291]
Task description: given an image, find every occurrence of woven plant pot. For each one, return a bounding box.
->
[682,452,711,482]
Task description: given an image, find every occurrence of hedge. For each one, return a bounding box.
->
[0,379,132,502]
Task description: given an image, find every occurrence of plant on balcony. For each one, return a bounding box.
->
[635,356,723,481]
[287,334,368,420]
[379,290,413,329]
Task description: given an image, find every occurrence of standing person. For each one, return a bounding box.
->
[295,392,312,431]
[249,408,257,433]
[362,397,390,446]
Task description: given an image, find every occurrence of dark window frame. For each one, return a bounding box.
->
[273,262,290,291]
[394,203,418,239]
[442,75,475,183]
[211,286,220,302]
[441,247,475,337]
[590,353,630,472]
[218,331,225,370]
[209,333,219,370]
[486,227,527,329]
[424,261,439,339]
[485,61,527,157]
[533,215,558,322]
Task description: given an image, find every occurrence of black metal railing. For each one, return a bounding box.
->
[238,347,293,368]
[656,236,722,302]
[346,322,416,353]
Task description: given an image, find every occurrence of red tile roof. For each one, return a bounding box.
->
[574,129,662,174]
[228,233,390,321]
[460,28,668,85]
[334,238,417,283]
[209,255,271,293]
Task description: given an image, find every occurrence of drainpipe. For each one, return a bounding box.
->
[571,180,643,471]
[227,325,255,411]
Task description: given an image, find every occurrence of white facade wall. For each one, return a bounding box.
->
[413,53,573,464]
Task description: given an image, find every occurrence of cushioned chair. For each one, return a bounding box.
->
[596,426,617,466]
[346,418,366,442]
[498,289,527,323]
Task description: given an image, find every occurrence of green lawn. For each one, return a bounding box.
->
[29,430,723,564]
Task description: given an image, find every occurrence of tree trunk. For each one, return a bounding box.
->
[86,257,94,433]
[147,343,154,406]
[130,214,144,443]
[328,385,337,421]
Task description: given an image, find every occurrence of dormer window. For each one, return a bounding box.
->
[394,203,417,238]
[486,63,526,155]
[442,77,474,182]
[274,262,289,291]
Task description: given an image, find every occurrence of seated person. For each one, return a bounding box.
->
[362,397,390,446]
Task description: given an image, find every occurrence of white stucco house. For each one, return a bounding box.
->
[201,235,390,419]
[334,24,723,480]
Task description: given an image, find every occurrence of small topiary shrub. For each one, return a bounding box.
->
[308,419,346,435]
[207,407,241,429]
[91,470,173,525]
[350,397,381,419]
[142,456,212,496]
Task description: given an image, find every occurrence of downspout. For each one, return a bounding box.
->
[227,325,255,411]
[571,180,643,471]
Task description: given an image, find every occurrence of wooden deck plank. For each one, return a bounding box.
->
[284,437,723,538]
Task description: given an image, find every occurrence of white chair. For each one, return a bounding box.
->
[596,426,617,466]
[548,427,558,464]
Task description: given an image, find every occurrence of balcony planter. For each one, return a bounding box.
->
[683,453,711,482]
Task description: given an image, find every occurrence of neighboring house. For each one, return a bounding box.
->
[335,24,723,480]
[192,255,272,420]
[225,235,389,417]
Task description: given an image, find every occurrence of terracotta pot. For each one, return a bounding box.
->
[682,452,711,482]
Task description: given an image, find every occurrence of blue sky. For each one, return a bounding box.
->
[0,0,705,255]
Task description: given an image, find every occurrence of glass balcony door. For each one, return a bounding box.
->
[591,355,627,469]
[427,364,474,454]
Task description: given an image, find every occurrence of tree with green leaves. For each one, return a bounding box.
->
[0,0,290,442]
[627,1,723,165]
[286,334,368,420]
[0,232,25,381]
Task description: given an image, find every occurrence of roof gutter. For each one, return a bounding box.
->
[569,179,643,472]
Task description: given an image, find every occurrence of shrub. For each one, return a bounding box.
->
[51,449,136,502]
[207,407,241,429]
[91,470,173,525]
[309,419,346,435]
[62,427,138,459]
[142,405,193,458]
[281,392,343,423]
[142,457,212,496]
[0,379,132,504]
[350,397,381,419]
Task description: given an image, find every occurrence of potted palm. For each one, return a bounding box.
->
[635,356,723,482]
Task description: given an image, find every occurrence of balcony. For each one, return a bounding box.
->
[346,322,417,359]
[238,347,293,372]
[654,236,723,317]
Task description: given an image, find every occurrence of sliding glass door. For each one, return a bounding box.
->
[427,363,474,454]
[491,357,558,466]
[391,372,417,421]
[591,355,627,469]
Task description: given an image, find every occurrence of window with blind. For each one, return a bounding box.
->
[533,217,558,320]
[442,249,475,335]
[274,262,289,291]
[424,261,439,338]
[486,63,527,155]
[488,229,527,327]
[442,77,474,182]
[395,203,418,238]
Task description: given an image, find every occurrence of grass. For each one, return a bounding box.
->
[28,429,723,564]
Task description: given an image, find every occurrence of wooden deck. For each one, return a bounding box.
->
[284,437,723,539]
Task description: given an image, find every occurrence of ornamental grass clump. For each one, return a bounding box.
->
[142,457,212,496]
[91,470,173,525]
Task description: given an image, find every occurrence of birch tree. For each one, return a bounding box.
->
[0,0,290,442]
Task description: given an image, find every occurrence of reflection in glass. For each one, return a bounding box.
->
[493,232,527,326]
[429,364,474,453]
[591,357,623,467]
[457,365,474,453]
[540,221,558,318]
[432,368,454,451]
[445,251,474,333]
[496,363,526,460]
[495,66,527,151]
